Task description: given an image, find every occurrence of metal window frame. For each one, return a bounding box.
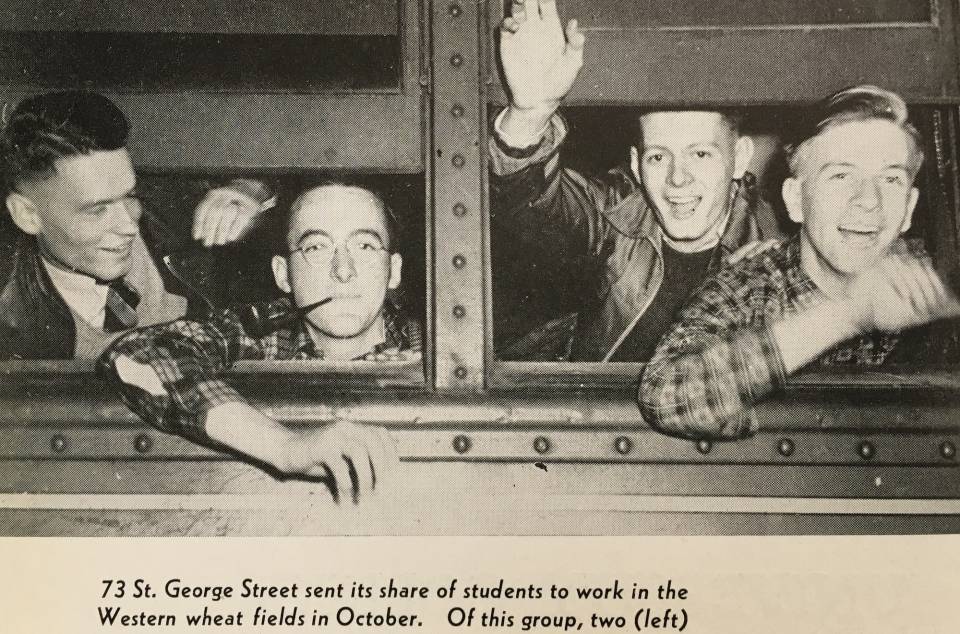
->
[3,2,960,534]
[0,0,425,171]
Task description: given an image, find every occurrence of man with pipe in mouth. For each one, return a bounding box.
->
[99,183,419,500]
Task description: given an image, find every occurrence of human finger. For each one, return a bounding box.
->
[367,425,398,492]
[893,258,939,317]
[382,427,400,488]
[727,239,777,264]
[910,261,948,316]
[725,240,762,265]
[309,424,353,502]
[540,0,560,25]
[501,16,521,34]
[199,191,234,247]
[888,257,939,320]
[225,204,260,243]
[323,451,353,504]
[524,0,539,21]
[565,18,586,51]
[211,205,239,246]
[915,262,960,320]
[882,257,920,308]
[191,191,219,241]
[342,436,373,503]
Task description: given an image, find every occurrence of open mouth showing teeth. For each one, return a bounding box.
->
[838,226,880,245]
[666,196,701,218]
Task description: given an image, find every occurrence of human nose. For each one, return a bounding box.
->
[109,199,140,236]
[853,177,881,211]
[669,158,691,188]
[329,244,357,282]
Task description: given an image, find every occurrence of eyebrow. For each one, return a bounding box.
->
[642,142,722,153]
[817,162,855,174]
[294,229,332,247]
[295,228,387,247]
[817,162,911,174]
[78,185,138,212]
[352,228,387,246]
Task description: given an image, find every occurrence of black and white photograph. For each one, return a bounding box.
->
[0,0,958,543]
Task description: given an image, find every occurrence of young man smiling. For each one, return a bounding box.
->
[639,86,960,440]
[0,91,273,360]
[99,184,417,499]
[490,0,783,361]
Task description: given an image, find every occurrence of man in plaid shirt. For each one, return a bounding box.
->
[99,184,419,501]
[639,86,960,440]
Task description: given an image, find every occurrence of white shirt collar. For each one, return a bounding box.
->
[42,259,109,329]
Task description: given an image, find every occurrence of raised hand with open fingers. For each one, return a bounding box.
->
[500,0,585,112]
[844,254,960,333]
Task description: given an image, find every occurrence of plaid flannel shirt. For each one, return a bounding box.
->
[638,237,914,440]
[98,298,421,443]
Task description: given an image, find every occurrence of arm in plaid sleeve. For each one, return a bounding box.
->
[96,308,266,443]
[637,275,789,440]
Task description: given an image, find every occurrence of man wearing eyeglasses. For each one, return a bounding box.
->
[98,183,417,499]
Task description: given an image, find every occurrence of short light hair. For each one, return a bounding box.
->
[281,182,400,254]
[785,85,924,177]
[635,107,745,142]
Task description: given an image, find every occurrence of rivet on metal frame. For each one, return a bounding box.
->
[614,436,632,455]
[452,434,471,454]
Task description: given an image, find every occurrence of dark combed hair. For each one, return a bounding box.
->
[785,85,924,176]
[1,91,129,193]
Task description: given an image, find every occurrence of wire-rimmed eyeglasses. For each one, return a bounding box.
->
[290,234,389,268]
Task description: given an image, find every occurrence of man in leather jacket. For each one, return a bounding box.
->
[490,0,785,361]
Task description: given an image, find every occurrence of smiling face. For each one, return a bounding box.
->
[634,111,753,252]
[9,148,141,281]
[783,118,920,287]
[272,185,402,345]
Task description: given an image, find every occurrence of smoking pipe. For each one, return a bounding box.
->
[238,297,332,338]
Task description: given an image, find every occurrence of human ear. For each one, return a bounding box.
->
[733,135,755,179]
[782,177,804,224]
[388,253,403,290]
[271,255,292,294]
[900,186,919,234]
[6,192,41,235]
[629,146,641,182]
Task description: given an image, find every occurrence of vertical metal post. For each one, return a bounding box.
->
[430,0,488,391]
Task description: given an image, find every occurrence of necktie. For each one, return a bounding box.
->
[103,279,141,332]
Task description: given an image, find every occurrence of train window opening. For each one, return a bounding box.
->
[0,170,428,386]
[489,104,960,384]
